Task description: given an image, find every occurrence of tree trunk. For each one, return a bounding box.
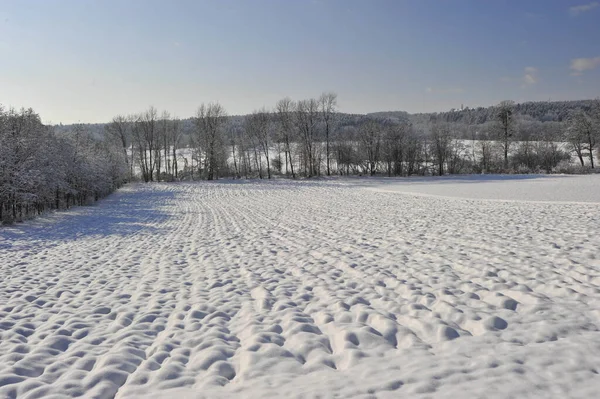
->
[589,136,595,168]
[232,144,238,178]
[504,135,509,169]
[288,141,296,179]
[265,147,271,179]
[326,125,330,176]
[172,147,178,179]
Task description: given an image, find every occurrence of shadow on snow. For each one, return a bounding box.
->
[0,186,174,249]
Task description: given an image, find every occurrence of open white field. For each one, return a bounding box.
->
[1,175,600,398]
[363,174,600,203]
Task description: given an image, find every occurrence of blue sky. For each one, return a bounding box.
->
[1,0,599,123]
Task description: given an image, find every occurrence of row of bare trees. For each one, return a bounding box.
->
[486,99,599,172]
[104,97,600,182]
[180,93,339,181]
[229,93,339,179]
[105,108,184,182]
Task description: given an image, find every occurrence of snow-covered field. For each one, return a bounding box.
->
[1,175,600,398]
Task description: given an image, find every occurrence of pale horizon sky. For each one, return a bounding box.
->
[1,0,600,124]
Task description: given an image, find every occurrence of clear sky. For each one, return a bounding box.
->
[1,0,599,124]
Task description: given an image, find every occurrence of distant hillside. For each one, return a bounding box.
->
[371,99,597,125]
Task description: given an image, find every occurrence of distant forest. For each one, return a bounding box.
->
[372,99,597,124]
[54,99,599,142]
[2,97,599,224]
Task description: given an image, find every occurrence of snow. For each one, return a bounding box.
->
[1,175,600,398]
[364,174,600,203]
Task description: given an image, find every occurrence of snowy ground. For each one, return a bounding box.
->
[363,174,600,203]
[1,175,600,398]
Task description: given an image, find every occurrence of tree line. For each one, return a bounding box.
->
[0,106,127,224]
[105,93,340,182]
[105,96,600,182]
[375,99,599,125]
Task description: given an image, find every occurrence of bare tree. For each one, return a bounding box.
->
[227,123,242,178]
[232,122,251,179]
[405,129,423,176]
[194,103,227,180]
[247,109,272,179]
[568,109,597,168]
[319,92,337,176]
[244,115,263,179]
[430,121,452,176]
[495,100,516,169]
[159,111,171,178]
[593,99,600,165]
[567,112,587,167]
[295,98,320,177]
[358,119,382,176]
[105,115,132,179]
[133,107,158,182]
[333,126,357,175]
[276,98,297,178]
[170,117,182,179]
[382,122,406,176]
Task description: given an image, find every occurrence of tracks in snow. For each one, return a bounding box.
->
[1,180,600,398]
